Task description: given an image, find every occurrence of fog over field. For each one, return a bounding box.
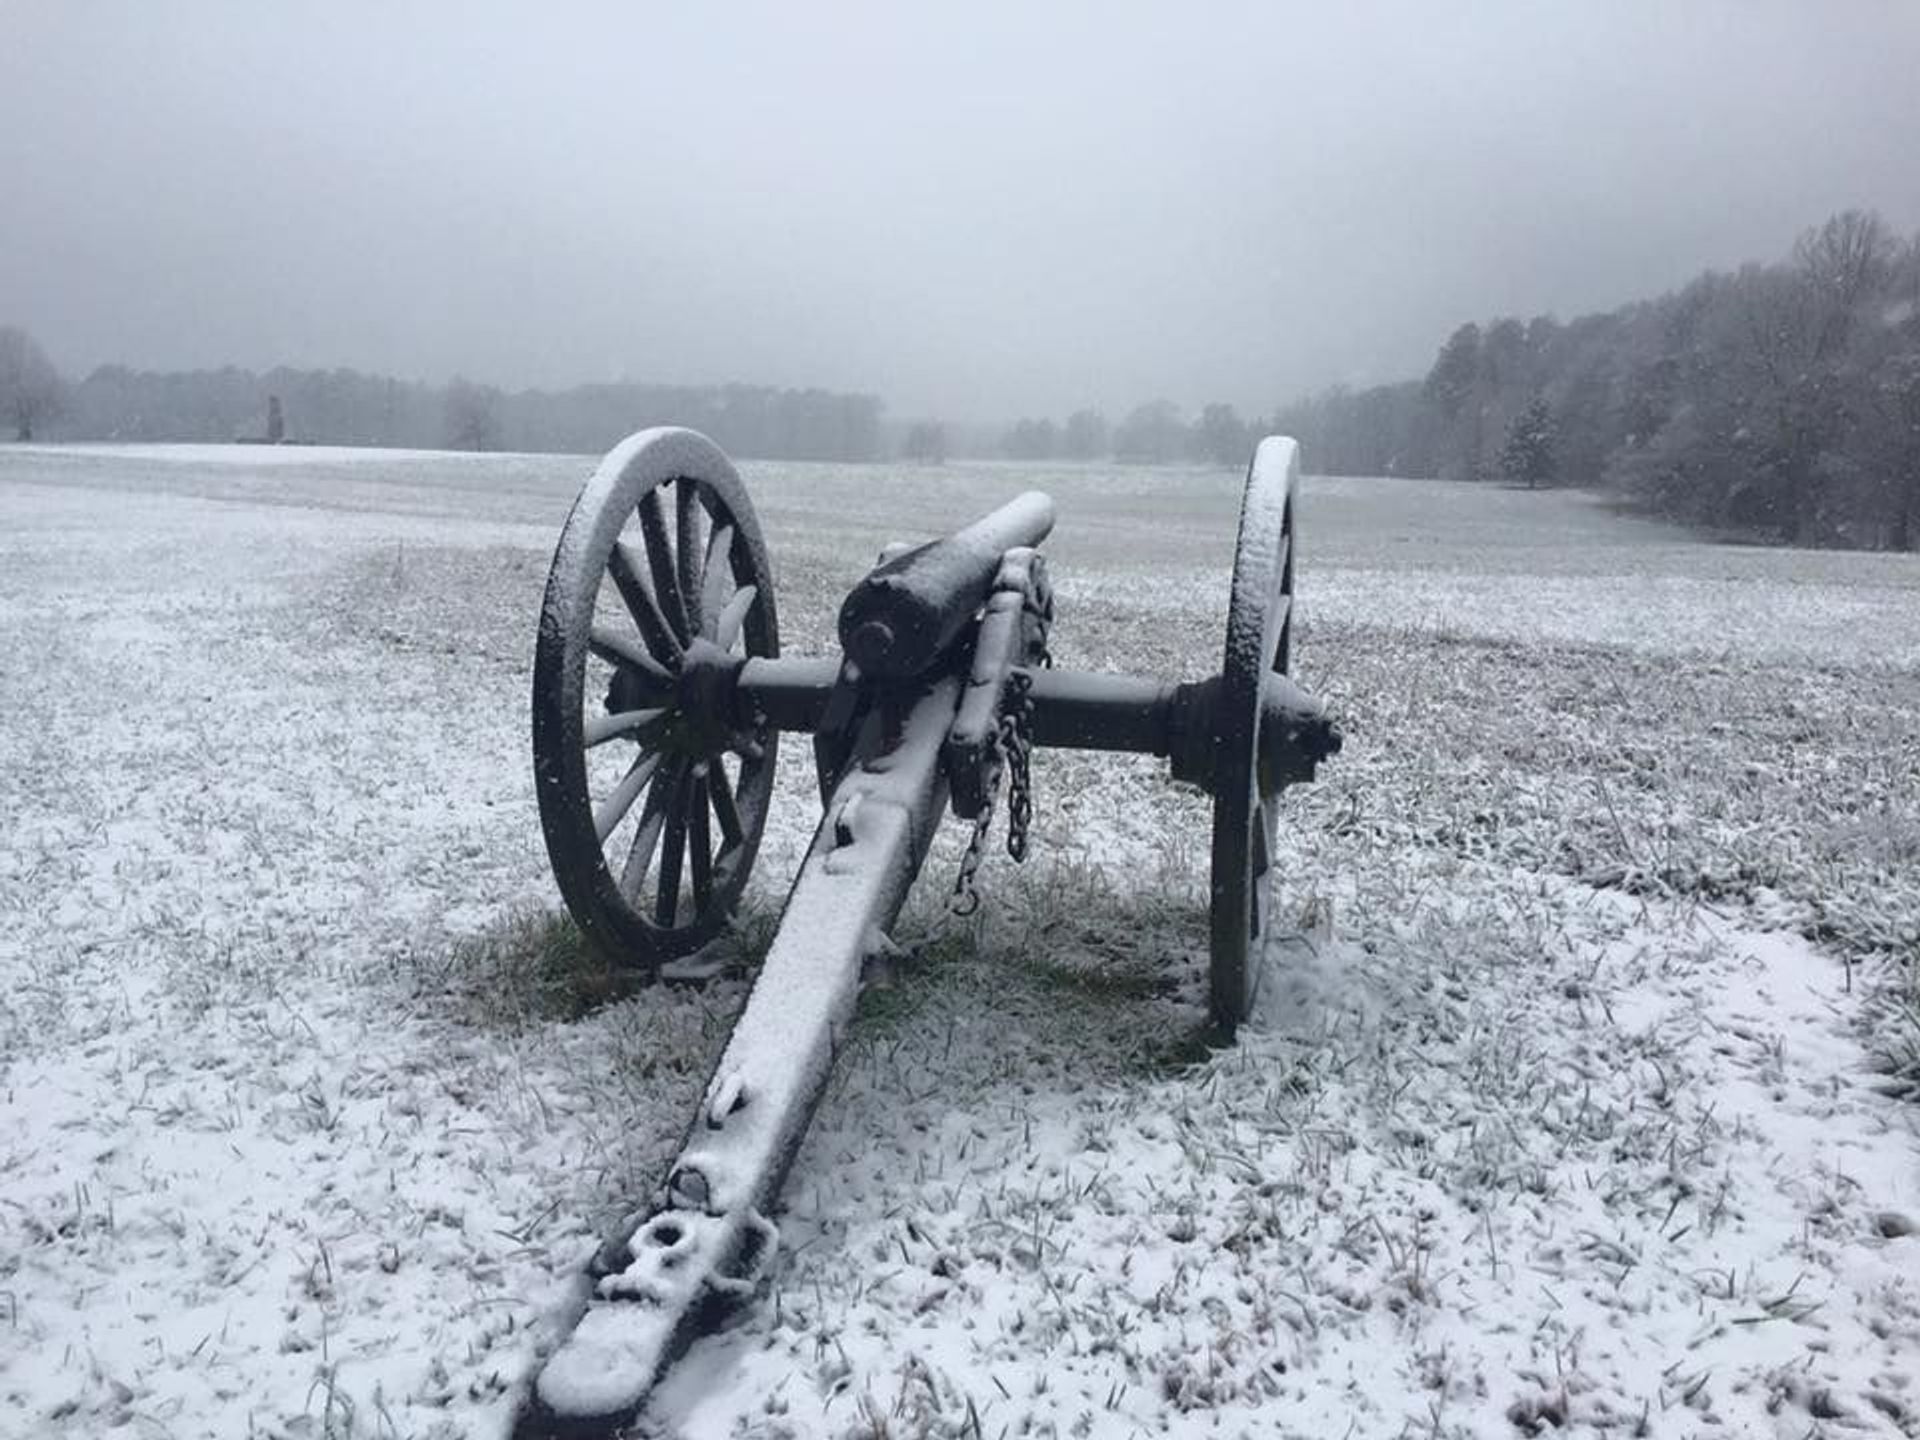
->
[4,2,1919,418]
[4,4,1920,1439]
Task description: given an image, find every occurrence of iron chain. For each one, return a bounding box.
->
[950,797,991,916]
[949,618,1050,915]
[1001,670,1035,863]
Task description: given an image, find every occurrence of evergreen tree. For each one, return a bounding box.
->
[1500,396,1557,489]
[0,326,66,441]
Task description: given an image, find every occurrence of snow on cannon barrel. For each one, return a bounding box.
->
[836,489,1056,677]
[519,427,1340,1435]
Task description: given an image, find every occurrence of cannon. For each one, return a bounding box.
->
[519,427,1340,1433]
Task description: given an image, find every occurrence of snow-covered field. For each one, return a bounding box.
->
[2,443,1918,1440]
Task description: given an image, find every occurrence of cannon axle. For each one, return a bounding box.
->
[672,654,1343,801]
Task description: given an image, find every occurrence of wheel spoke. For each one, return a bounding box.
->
[713,584,756,652]
[1262,594,1292,672]
[687,767,713,912]
[655,766,691,926]
[590,625,673,688]
[638,489,693,644]
[608,540,684,663]
[594,752,661,843]
[707,757,744,850]
[1249,805,1272,940]
[584,706,668,747]
[618,761,677,894]
[1271,526,1294,672]
[675,480,704,638]
[699,524,736,637]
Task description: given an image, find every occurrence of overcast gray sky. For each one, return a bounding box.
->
[3,1,1917,420]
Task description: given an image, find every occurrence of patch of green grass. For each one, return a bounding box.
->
[411,900,778,1028]
[851,923,976,1035]
[990,853,1204,995]
[412,907,636,1025]
[1021,954,1169,1002]
[830,853,1223,1083]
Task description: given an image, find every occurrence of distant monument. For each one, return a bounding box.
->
[238,395,288,445]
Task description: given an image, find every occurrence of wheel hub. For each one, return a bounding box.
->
[603,637,759,762]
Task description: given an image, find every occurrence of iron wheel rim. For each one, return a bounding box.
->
[531,427,780,969]
[1207,437,1297,1036]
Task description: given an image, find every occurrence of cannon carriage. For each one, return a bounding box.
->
[521,426,1339,1432]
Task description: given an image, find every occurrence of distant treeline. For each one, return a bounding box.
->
[0,351,886,462]
[7,208,1915,547]
[907,400,1272,469]
[1270,210,1920,550]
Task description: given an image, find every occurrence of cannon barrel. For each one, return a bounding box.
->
[836,491,1056,678]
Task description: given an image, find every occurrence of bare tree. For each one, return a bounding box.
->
[1002,417,1056,460]
[442,377,501,452]
[1422,322,1486,480]
[0,326,66,441]
[1722,213,1901,541]
[1793,209,1894,357]
[1113,400,1185,463]
[1858,348,1920,551]
[1061,408,1108,460]
[902,420,947,463]
[1192,402,1249,467]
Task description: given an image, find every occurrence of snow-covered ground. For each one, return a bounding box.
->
[2,445,1917,1440]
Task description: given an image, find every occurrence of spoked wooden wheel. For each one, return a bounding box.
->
[1208,436,1298,1036]
[532,428,780,970]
